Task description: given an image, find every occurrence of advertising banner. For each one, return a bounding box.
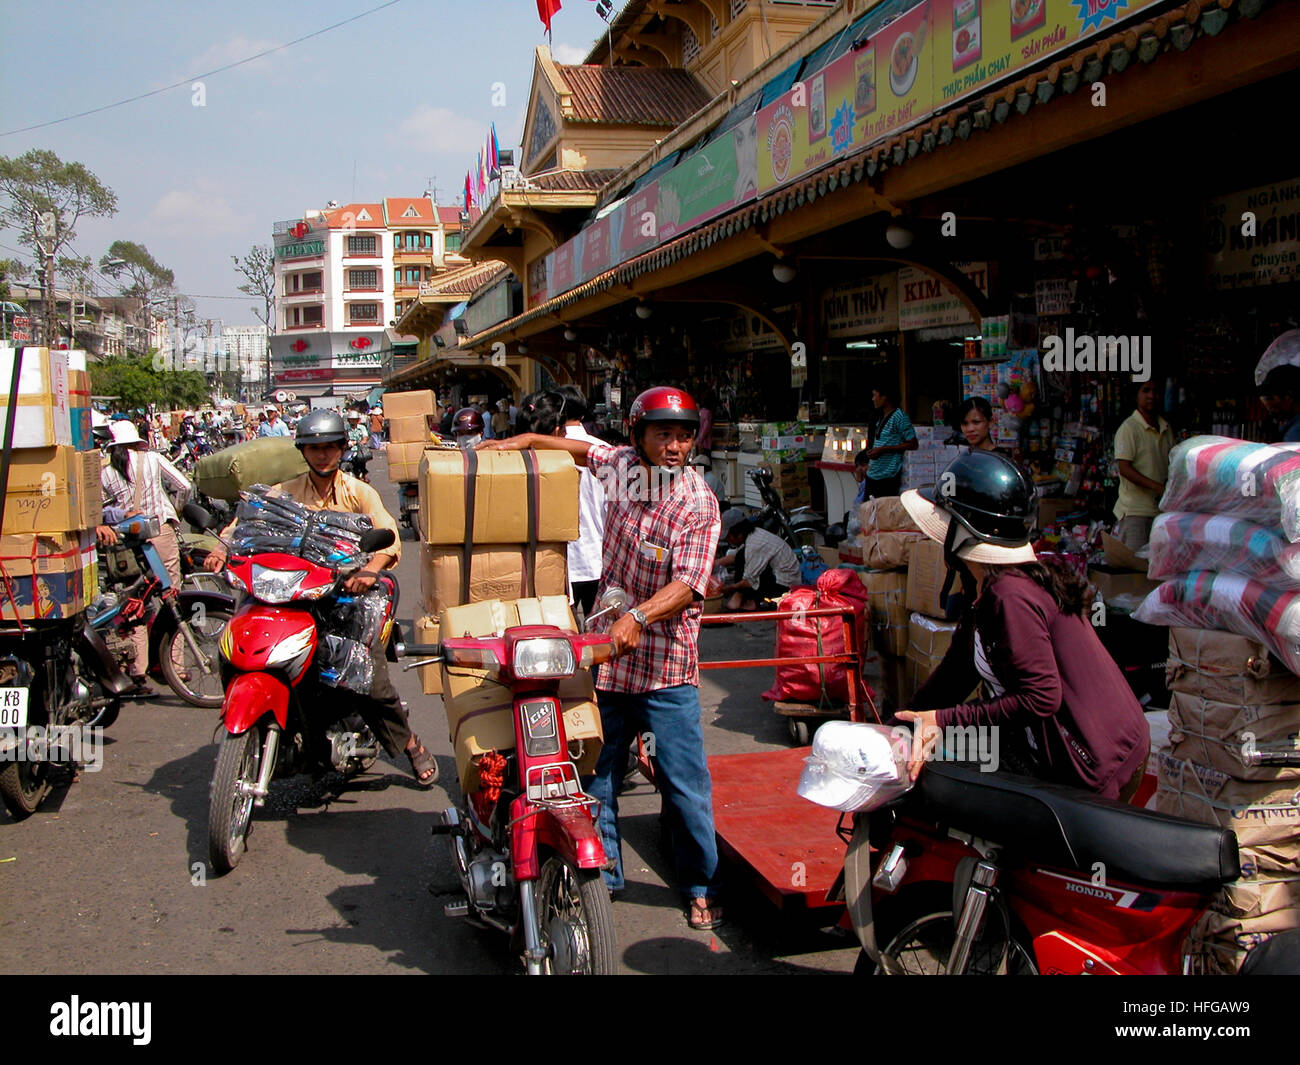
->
[822,274,900,338]
[898,261,989,329]
[1204,178,1300,290]
[657,121,757,242]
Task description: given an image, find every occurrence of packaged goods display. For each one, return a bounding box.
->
[230,484,375,567]
[1135,572,1300,677]
[1159,436,1300,543]
[1148,512,1300,586]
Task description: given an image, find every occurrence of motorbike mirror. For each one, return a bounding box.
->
[360,527,396,553]
[182,501,215,531]
[584,586,629,630]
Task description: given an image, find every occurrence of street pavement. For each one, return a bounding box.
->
[0,451,860,975]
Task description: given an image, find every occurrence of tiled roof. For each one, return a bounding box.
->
[385,197,434,223]
[520,168,621,193]
[555,65,711,126]
[424,260,508,297]
[466,0,1274,346]
[321,203,385,229]
[437,206,468,226]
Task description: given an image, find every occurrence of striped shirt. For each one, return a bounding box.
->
[587,444,720,692]
[101,449,191,527]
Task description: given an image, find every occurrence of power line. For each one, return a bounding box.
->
[0,0,406,137]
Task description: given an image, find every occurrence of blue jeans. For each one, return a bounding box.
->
[588,685,719,900]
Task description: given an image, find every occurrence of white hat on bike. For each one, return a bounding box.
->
[797,721,913,812]
[108,420,144,447]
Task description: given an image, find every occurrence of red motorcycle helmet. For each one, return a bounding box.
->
[452,407,484,435]
[626,386,700,438]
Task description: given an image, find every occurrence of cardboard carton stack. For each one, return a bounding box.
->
[902,538,959,706]
[901,426,963,492]
[410,449,579,693]
[1155,626,1300,973]
[847,497,922,708]
[758,421,811,508]
[434,596,604,790]
[1,347,103,621]
[384,390,442,483]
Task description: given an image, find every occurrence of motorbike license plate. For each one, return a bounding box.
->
[0,688,29,729]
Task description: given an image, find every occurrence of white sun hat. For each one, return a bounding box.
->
[108,420,144,446]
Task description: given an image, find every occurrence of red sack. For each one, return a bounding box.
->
[761,584,869,705]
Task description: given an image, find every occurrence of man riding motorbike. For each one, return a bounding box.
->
[204,408,437,786]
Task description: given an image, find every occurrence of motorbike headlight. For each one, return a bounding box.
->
[512,638,576,679]
[250,564,307,603]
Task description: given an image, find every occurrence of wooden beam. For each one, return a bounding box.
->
[626,34,675,65]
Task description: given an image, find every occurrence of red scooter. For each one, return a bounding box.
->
[201,508,398,874]
[813,730,1300,975]
[398,591,624,975]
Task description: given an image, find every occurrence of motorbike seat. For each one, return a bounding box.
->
[907,762,1240,893]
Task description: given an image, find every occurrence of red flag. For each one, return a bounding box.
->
[537,0,561,37]
[464,171,473,209]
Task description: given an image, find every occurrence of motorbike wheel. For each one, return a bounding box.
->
[89,695,121,730]
[159,610,231,708]
[861,888,1038,975]
[535,854,617,975]
[0,760,50,821]
[208,729,261,873]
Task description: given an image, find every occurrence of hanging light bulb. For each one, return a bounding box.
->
[563,327,577,341]
[635,303,653,319]
[885,223,914,249]
[772,261,798,284]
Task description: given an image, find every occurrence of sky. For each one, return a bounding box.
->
[0,0,616,328]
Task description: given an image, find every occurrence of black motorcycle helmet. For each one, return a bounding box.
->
[452,407,484,435]
[294,408,348,449]
[919,450,1036,548]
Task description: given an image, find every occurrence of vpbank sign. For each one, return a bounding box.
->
[49,997,151,1045]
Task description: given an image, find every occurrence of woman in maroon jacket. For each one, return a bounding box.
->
[895,451,1149,801]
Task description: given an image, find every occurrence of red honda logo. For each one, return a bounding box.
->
[350,337,372,350]
[291,339,308,352]
[289,222,309,239]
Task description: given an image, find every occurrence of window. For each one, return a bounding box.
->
[347,235,377,255]
[445,232,461,252]
[394,269,402,287]
[302,271,322,290]
[350,269,378,289]
[350,303,378,323]
[302,306,322,324]
[423,232,433,249]
[286,305,323,328]
[406,268,419,283]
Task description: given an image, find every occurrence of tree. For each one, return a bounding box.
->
[232,245,274,384]
[88,352,209,411]
[0,150,117,345]
[101,239,175,302]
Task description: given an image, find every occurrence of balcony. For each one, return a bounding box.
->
[284,321,326,331]
[281,288,325,302]
[393,248,431,265]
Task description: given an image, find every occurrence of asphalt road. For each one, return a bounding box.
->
[0,453,859,976]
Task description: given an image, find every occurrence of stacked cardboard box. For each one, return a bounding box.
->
[898,540,957,706]
[1156,626,1300,973]
[901,426,963,492]
[758,460,810,508]
[759,421,808,463]
[1,347,102,620]
[436,596,604,790]
[385,390,441,483]
[418,449,578,617]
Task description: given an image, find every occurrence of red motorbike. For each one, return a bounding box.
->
[202,511,398,874]
[398,591,624,975]
[819,734,1300,975]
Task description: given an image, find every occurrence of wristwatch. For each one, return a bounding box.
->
[628,607,649,630]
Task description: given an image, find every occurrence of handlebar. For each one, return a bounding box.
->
[396,643,441,657]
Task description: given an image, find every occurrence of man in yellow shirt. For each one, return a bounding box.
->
[1113,380,1174,551]
[205,410,435,786]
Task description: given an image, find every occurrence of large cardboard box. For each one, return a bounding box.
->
[439,597,604,790]
[0,347,72,448]
[383,389,436,420]
[1088,565,1159,601]
[859,496,918,535]
[387,413,437,444]
[903,612,958,701]
[1167,690,1300,782]
[861,530,924,571]
[0,530,96,621]
[1188,907,1300,975]
[857,569,909,656]
[906,539,950,618]
[419,449,578,545]
[414,614,442,695]
[68,368,93,452]
[387,440,434,483]
[1167,627,1300,707]
[420,541,568,618]
[3,447,102,534]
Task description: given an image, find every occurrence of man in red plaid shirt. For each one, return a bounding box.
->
[480,386,724,930]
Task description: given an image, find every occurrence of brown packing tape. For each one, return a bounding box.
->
[419,449,579,545]
[420,542,568,618]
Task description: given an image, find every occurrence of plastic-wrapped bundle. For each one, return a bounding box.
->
[1134,571,1300,677]
[1148,513,1300,587]
[315,590,389,693]
[317,635,375,693]
[1159,437,1300,542]
[231,484,374,566]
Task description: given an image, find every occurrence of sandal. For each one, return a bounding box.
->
[405,738,439,787]
[687,896,723,931]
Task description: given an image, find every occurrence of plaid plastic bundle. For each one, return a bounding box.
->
[1159,437,1300,543]
[1134,571,1300,677]
[1148,512,1300,587]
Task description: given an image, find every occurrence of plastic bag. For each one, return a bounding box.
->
[316,589,390,693]
[1158,437,1300,542]
[317,635,375,693]
[762,580,870,705]
[797,721,912,812]
[231,484,374,567]
[1148,512,1300,587]
[1133,571,1300,678]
